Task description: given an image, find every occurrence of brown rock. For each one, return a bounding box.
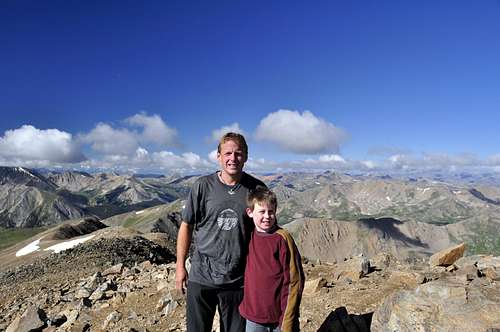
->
[372,278,500,331]
[455,264,479,283]
[6,304,46,332]
[303,277,327,295]
[429,243,466,267]
[334,256,371,282]
[387,271,425,288]
[140,260,153,271]
[103,263,124,276]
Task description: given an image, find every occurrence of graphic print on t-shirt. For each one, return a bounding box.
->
[217,208,238,230]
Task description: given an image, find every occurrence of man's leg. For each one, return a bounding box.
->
[217,287,245,332]
[186,281,217,332]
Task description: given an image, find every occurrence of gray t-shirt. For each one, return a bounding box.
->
[182,172,265,287]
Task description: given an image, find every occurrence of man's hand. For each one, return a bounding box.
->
[175,264,188,293]
[175,222,193,294]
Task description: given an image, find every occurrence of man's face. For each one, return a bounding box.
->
[247,202,277,233]
[217,140,247,176]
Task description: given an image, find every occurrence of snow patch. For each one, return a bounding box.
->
[16,167,36,178]
[44,235,95,253]
[16,239,41,257]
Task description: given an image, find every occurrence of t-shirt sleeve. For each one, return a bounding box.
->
[182,180,202,225]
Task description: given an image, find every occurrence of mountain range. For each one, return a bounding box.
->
[2,166,500,259]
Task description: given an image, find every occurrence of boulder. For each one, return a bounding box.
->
[6,305,46,332]
[334,256,371,281]
[429,243,465,267]
[303,277,327,295]
[102,310,122,329]
[387,271,425,288]
[103,263,124,276]
[372,278,500,331]
[477,256,500,281]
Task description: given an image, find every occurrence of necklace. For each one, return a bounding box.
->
[218,171,241,195]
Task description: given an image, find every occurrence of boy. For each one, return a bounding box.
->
[239,187,305,332]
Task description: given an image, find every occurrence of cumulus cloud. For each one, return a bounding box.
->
[487,154,500,165]
[80,113,179,156]
[151,151,211,169]
[361,160,377,169]
[318,154,346,163]
[255,110,347,154]
[209,123,245,143]
[79,123,139,155]
[208,149,218,164]
[386,152,481,170]
[78,147,213,173]
[0,125,85,164]
[126,113,179,147]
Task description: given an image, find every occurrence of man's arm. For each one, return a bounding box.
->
[175,222,194,293]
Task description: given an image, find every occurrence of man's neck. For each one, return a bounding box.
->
[219,170,242,185]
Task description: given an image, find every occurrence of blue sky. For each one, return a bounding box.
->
[1,1,500,174]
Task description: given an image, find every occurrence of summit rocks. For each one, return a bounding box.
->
[2,243,500,331]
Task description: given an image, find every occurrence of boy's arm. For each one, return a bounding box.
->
[175,222,193,293]
[278,230,305,332]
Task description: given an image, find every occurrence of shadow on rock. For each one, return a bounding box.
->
[317,306,373,332]
[358,217,427,248]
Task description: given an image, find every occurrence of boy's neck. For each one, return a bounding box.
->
[255,224,278,234]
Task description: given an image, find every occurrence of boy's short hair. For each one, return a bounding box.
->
[217,132,248,159]
[247,186,277,210]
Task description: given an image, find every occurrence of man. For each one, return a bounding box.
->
[176,132,266,332]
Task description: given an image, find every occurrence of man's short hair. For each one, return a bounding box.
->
[247,186,277,210]
[217,132,248,159]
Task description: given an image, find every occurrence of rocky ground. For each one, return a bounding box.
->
[1,236,499,331]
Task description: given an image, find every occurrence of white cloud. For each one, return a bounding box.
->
[80,113,179,156]
[318,154,346,163]
[208,149,218,163]
[386,153,481,170]
[0,125,85,164]
[255,110,347,154]
[487,154,500,165]
[134,147,149,162]
[361,160,377,169]
[245,158,279,170]
[209,123,245,143]
[126,113,179,147]
[151,151,211,169]
[78,148,214,173]
[79,123,139,155]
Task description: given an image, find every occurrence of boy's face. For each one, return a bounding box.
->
[247,202,276,233]
[217,140,247,176]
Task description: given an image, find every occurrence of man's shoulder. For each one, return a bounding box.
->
[242,172,266,188]
[192,173,217,186]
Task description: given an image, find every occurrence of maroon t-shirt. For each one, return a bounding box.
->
[239,227,304,331]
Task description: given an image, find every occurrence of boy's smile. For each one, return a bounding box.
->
[247,202,277,233]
